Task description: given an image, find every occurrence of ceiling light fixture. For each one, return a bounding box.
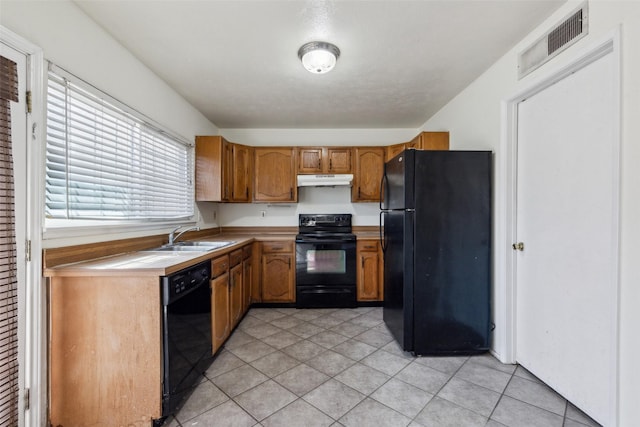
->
[298,41,340,74]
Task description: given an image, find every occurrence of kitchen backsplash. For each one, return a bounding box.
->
[217,186,379,227]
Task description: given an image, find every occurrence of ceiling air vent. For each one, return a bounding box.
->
[518,3,588,79]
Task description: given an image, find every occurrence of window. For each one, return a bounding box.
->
[45,65,193,223]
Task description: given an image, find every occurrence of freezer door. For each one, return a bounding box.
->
[383,209,414,352]
[382,149,414,210]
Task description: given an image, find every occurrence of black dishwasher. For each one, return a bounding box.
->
[160,260,213,418]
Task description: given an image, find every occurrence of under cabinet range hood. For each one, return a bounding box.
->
[297,174,353,187]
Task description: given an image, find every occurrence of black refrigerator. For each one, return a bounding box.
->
[381,149,492,355]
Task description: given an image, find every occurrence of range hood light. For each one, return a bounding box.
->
[297,174,353,187]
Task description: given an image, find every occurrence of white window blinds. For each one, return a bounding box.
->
[46,66,194,221]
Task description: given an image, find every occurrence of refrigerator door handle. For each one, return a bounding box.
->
[379,172,388,211]
[379,210,387,253]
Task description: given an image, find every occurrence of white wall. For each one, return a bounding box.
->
[222,128,418,147]
[0,0,221,246]
[217,128,418,226]
[421,1,640,424]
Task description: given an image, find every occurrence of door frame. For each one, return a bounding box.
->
[498,27,621,421]
[0,26,46,427]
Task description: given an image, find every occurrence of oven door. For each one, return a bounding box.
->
[295,239,357,308]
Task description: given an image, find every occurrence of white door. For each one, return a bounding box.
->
[0,41,28,426]
[515,50,618,425]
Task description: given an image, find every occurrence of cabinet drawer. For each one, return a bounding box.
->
[212,255,230,278]
[243,245,252,260]
[262,241,293,253]
[357,240,380,252]
[229,249,243,267]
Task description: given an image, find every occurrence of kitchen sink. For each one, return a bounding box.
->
[148,241,236,252]
[175,241,235,248]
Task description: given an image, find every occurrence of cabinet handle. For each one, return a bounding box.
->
[361,257,364,268]
[358,187,361,198]
[329,159,333,170]
[290,187,293,199]
[246,187,249,198]
[318,158,321,169]
[271,246,283,250]
[288,258,291,268]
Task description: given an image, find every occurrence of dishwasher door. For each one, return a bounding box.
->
[161,261,212,417]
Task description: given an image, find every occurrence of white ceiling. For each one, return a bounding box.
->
[74,0,565,129]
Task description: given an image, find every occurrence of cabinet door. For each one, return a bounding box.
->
[298,148,323,173]
[419,131,449,150]
[211,273,230,354]
[254,148,297,202]
[352,147,384,202]
[195,136,224,201]
[222,139,232,201]
[357,245,381,301]
[406,134,420,150]
[229,264,243,328]
[231,144,252,202]
[261,254,294,302]
[243,256,252,314]
[386,142,406,162]
[327,148,352,173]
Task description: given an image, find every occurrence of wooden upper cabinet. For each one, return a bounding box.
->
[298,147,324,173]
[413,131,450,150]
[230,144,252,202]
[352,147,384,202]
[326,148,352,173]
[386,132,450,161]
[254,147,297,202]
[195,135,252,202]
[297,147,352,174]
[196,135,226,201]
[386,142,405,162]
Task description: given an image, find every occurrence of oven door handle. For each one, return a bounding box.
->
[296,238,355,244]
[298,288,353,294]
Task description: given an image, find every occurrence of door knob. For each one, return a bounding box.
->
[512,242,524,251]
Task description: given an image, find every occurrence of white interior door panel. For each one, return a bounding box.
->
[516,50,617,425]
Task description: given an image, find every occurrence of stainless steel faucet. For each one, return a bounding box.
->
[168,225,200,245]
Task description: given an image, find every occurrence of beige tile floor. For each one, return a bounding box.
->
[164,307,601,427]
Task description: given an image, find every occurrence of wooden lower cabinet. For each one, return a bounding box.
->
[49,276,162,426]
[260,241,295,303]
[357,240,383,301]
[229,262,243,329]
[211,255,230,354]
[243,245,253,313]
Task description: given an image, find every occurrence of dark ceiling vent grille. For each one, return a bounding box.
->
[548,9,584,55]
[518,3,588,79]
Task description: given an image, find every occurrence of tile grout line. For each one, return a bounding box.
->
[486,363,517,424]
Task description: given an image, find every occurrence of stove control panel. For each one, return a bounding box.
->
[299,214,352,228]
[298,214,351,232]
